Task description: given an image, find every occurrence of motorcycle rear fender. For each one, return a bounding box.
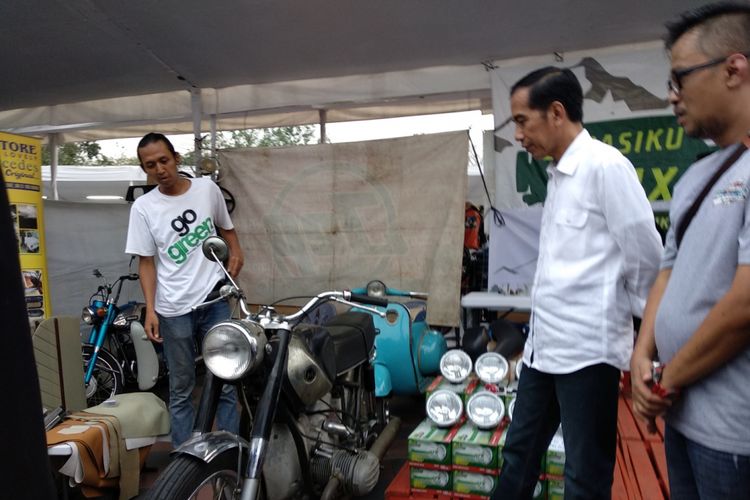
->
[374,361,392,397]
[128,321,159,391]
[172,430,249,463]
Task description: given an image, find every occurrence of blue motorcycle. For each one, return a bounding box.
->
[349,280,448,396]
[81,266,161,406]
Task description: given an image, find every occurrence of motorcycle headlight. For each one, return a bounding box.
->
[466,391,505,429]
[81,306,97,325]
[425,389,463,428]
[474,352,509,385]
[366,280,386,298]
[203,319,266,380]
[439,349,472,383]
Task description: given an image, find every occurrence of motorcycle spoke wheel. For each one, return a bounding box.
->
[82,345,124,407]
[145,450,264,500]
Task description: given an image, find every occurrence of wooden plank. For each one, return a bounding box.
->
[618,395,643,441]
[616,439,641,500]
[626,440,664,500]
[649,441,670,498]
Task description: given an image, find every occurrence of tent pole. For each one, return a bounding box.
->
[319,109,327,144]
[191,88,203,172]
[210,114,217,156]
[49,133,59,201]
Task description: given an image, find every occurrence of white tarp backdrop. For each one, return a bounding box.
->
[487,42,712,294]
[220,132,469,326]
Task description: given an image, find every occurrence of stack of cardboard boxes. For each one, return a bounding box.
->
[407,359,567,499]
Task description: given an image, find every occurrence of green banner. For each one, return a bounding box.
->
[514,115,715,237]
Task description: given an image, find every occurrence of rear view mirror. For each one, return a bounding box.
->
[202,236,229,263]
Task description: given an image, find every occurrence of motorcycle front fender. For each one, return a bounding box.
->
[374,361,393,397]
[172,430,249,464]
[129,321,159,390]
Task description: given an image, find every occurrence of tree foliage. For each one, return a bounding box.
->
[43,125,316,166]
[175,126,316,166]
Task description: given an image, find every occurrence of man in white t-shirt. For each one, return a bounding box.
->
[125,132,244,446]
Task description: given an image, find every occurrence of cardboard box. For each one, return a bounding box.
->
[408,418,461,466]
[547,476,564,500]
[452,422,506,471]
[427,375,480,403]
[409,463,452,493]
[545,432,565,477]
[453,470,498,497]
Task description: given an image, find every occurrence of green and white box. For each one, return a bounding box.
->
[426,375,479,403]
[547,476,564,500]
[408,418,460,466]
[410,464,452,492]
[452,422,506,470]
[453,470,498,497]
[546,432,565,477]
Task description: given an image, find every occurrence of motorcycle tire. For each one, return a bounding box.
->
[82,345,124,407]
[145,449,266,500]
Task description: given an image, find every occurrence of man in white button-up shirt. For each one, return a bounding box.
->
[494,67,662,499]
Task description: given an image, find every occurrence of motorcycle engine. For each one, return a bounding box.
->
[309,448,380,496]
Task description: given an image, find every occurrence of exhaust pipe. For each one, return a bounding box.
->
[320,417,401,500]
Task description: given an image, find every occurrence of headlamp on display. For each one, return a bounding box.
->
[466,391,505,429]
[474,352,509,385]
[439,349,473,383]
[426,389,464,427]
[202,319,266,380]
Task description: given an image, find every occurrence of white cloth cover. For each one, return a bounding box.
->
[220,132,468,326]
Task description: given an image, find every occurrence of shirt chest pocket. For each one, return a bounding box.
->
[553,208,588,229]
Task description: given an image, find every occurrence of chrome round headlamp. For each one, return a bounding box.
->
[439,349,472,383]
[81,306,97,325]
[474,352,509,385]
[365,280,386,297]
[466,391,505,429]
[202,319,266,380]
[425,389,463,427]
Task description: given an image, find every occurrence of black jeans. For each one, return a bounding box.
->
[493,363,620,499]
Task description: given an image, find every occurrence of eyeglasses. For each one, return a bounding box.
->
[667,51,750,95]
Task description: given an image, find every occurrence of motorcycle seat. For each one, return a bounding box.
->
[323,312,376,376]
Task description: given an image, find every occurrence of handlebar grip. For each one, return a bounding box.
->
[349,293,388,308]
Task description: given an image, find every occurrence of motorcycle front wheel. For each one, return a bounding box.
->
[82,344,124,407]
[146,450,266,500]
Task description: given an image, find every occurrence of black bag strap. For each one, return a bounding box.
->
[675,142,747,248]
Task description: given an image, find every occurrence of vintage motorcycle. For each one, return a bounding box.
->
[81,264,161,406]
[146,236,401,500]
[348,281,447,396]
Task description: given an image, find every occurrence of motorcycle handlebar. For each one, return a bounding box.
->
[349,293,389,308]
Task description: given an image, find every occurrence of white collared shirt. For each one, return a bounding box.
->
[524,129,663,373]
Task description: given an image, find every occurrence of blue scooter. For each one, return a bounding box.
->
[349,280,448,396]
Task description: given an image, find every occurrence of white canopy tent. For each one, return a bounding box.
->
[1,1,706,144]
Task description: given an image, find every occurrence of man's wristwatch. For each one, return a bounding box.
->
[650,361,679,399]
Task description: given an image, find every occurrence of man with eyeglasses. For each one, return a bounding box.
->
[631,2,750,497]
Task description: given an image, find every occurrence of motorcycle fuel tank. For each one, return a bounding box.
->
[285,335,333,407]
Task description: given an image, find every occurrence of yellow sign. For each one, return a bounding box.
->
[1,131,50,332]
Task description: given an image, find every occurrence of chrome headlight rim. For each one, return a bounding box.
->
[439,349,473,383]
[474,352,509,385]
[466,391,505,429]
[365,280,387,298]
[81,306,97,325]
[202,319,265,381]
[425,389,463,428]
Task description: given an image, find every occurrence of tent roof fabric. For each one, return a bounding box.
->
[1,1,706,140]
